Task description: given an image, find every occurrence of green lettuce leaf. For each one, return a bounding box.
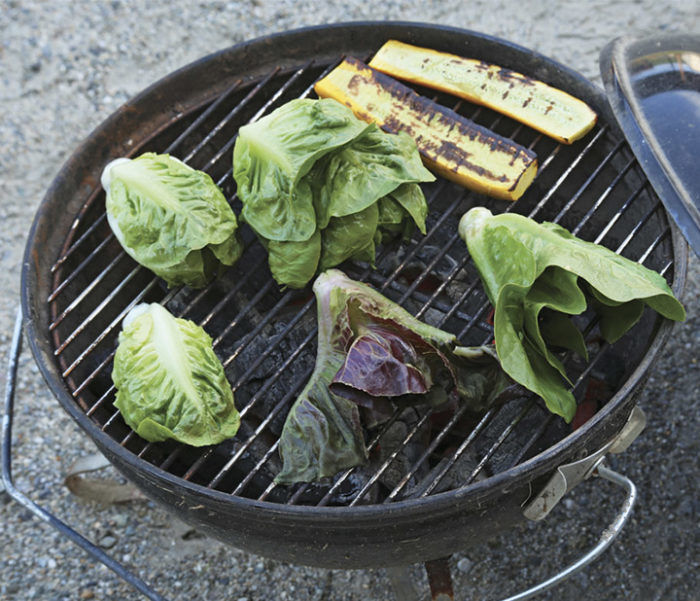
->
[267,229,322,289]
[318,205,379,272]
[388,182,428,235]
[234,98,371,242]
[232,98,434,289]
[459,207,685,422]
[310,124,434,228]
[102,153,241,288]
[112,303,240,446]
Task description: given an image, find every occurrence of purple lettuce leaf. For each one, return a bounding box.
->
[276,269,509,484]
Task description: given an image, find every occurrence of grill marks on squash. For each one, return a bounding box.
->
[315,57,537,200]
[367,40,597,145]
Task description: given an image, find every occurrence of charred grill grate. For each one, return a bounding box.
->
[48,55,675,508]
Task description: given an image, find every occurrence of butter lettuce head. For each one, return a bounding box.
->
[234,98,372,242]
[233,99,435,289]
[102,152,241,289]
[112,303,240,446]
[459,207,686,422]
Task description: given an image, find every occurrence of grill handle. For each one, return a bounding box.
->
[494,461,636,601]
[1,306,169,601]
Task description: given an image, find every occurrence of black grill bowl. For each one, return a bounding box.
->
[22,22,687,568]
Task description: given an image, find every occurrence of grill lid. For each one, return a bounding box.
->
[600,33,700,254]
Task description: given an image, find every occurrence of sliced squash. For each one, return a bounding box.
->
[368,40,597,144]
[315,57,537,201]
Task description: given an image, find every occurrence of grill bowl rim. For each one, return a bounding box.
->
[21,21,689,522]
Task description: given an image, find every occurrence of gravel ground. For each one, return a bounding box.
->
[1,1,698,600]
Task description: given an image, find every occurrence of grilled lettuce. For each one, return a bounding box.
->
[276,269,508,484]
[233,99,434,289]
[112,303,240,446]
[102,152,241,288]
[459,207,686,422]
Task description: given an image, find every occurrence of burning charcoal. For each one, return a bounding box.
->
[282,467,376,506]
[371,408,431,492]
[401,445,482,499]
[220,317,316,436]
[473,398,551,477]
[209,421,285,501]
[163,284,196,317]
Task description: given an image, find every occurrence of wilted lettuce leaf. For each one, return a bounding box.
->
[276,269,508,484]
[112,303,240,446]
[232,98,434,289]
[267,229,323,290]
[102,153,241,289]
[459,207,686,422]
[309,124,434,228]
[234,98,371,242]
[389,182,428,235]
[318,205,379,272]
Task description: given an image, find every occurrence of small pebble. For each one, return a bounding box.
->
[457,558,473,573]
[98,535,117,549]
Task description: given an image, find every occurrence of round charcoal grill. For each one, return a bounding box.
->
[13,21,687,595]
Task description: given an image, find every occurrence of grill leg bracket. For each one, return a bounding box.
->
[1,306,168,601]
[425,556,456,601]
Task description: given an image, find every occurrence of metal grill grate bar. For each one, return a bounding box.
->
[48,235,119,303]
[209,117,617,502]
[54,264,143,356]
[62,277,160,378]
[199,178,458,489]
[597,184,650,247]
[49,251,127,332]
[550,139,625,225]
[616,199,665,255]
[51,213,107,274]
[571,156,636,236]
[49,66,286,307]
[419,406,498,498]
[55,79,317,384]
[189,67,282,169]
[83,235,269,418]
[67,60,380,472]
[207,58,347,192]
[349,408,435,507]
[169,78,245,160]
[529,126,608,220]
[208,364,314,488]
[464,400,536,484]
[168,117,471,488]
[384,401,474,502]
[313,126,654,505]
[439,223,676,493]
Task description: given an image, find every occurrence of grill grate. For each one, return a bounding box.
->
[48,54,675,508]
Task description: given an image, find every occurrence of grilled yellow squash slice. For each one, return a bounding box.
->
[369,40,597,144]
[315,57,537,201]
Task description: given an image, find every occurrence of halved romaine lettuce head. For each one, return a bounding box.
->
[276,269,508,484]
[112,303,240,446]
[459,207,686,422]
[102,152,241,288]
